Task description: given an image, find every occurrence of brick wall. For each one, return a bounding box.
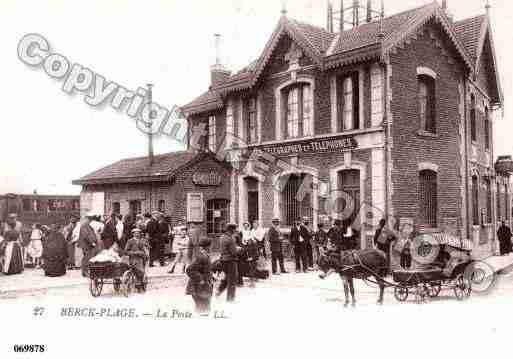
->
[389,23,466,233]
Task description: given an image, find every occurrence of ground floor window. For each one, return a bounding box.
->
[206,199,229,234]
[112,202,120,214]
[129,200,142,215]
[158,199,166,213]
[281,173,312,226]
[485,178,492,223]
[337,169,360,226]
[472,176,479,225]
[419,170,437,228]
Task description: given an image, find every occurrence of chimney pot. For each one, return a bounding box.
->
[211,34,231,87]
[442,0,447,10]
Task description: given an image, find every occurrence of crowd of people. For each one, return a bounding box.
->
[2,209,513,314]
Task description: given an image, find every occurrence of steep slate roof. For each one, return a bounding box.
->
[453,15,487,64]
[73,151,199,185]
[182,1,496,115]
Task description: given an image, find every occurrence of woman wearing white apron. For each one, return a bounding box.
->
[28,224,44,268]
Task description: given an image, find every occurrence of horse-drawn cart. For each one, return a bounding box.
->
[392,233,473,303]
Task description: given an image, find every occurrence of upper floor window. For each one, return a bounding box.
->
[470,94,477,142]
[485,107,490,150]
[47,199,56,212]
[418,75,435,133]
[208,115,216,152]
[245,97,258,144]
[284,83,312,139]
[337,72,359,132]
[225,102,234,149]
[370,66,383,127]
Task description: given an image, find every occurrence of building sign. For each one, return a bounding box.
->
[260,135,357,156]
[193,171,222,186]
[187,193,204,222]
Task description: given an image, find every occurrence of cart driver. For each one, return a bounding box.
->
[124,228,150,291]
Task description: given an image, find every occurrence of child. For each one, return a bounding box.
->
[185,238,213,315]
[168,226,189,274]
[28,224,44,268]
[124,228,149,292]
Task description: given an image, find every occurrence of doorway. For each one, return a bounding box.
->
[245,177,259,223]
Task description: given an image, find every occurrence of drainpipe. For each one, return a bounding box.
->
[463,77,470,243]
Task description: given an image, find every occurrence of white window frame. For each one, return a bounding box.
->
[208,115,216,152]
[275,76,315,141]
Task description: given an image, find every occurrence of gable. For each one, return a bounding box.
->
[475,30,501,104]
[260,34,314,79]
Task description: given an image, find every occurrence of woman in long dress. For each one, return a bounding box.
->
[42,225,68,277]
[0,222,24,275]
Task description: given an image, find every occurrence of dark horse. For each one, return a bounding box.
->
[318,249,388,306]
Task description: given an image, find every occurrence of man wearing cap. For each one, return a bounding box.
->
[217,223,239,302]
[78,212,98,277]
[268,218,287,275]
[63,216,79,270]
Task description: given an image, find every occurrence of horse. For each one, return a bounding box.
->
[318,248,388,306]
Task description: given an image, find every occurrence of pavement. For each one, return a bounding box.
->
[1,253,512,298]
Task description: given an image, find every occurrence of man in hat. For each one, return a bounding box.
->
[63,216,79,270]
[290,218,308,273]
[77,212,98,277]
[125,228,150,292]
[186,237,214,315]
[217,223,239,302]
[268,218,287,275]
[301,217,314,270]
[147,211,165,267]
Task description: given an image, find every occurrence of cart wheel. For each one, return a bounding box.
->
[428,281,442,298]
[454,274,472,300]
[122,270,136,297]
[394,286,409,302]
[113,279,121,293]
[89,278,103,297]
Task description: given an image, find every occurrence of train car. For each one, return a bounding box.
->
[0,193,80,235]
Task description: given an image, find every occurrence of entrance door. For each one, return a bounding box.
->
[246,177,259,223]
[337,169,360,226]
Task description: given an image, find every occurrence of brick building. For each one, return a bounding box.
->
[75,1,509,256]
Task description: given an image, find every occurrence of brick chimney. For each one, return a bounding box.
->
[210,34,231,88]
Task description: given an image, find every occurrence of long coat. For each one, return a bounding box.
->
[187,226,201,263]
[78,223,97,251]
[42,230,68,277]
[267,226,282,253]
[498,224,512,255]
[101,221,118,250]
[185,249,213,298]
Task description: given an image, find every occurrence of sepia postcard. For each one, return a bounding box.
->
[1,0,512,358]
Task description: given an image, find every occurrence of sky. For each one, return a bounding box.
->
[0,0,511,195]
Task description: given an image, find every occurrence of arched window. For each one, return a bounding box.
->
[470,94,477,142]
[418,75,435,133]
[419,170,437,228]
[281,173,312,226]
[283,83,312,139]
[206,199,229,234]
[472,175,479,225]
[337,72,360,131]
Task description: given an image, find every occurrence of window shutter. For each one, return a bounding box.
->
[187,193,204,222]
[352,72,360,130]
